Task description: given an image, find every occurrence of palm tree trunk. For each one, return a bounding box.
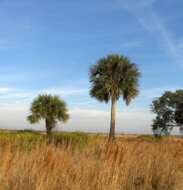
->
[46,119,52,143]
[109,96,116,141]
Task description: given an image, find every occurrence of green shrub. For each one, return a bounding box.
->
[0,130,89,150]
[52,131,89,147]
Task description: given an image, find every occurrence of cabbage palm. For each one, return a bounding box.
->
[90,54,140,140]
[27,94,69,142]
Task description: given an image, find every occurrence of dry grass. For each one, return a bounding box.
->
[0,134,183,190]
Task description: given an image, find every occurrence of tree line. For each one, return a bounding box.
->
[27,53,183,141]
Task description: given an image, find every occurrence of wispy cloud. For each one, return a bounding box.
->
[118,0,183,66]
[0,86,88,107]
[0,87,13,93]
[41,88,87,96]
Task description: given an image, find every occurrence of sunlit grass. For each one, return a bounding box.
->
[0,130,183,190]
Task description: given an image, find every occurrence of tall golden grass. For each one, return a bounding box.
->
[0,135,183,190]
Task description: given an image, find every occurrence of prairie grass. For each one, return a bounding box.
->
[0,131,183,190]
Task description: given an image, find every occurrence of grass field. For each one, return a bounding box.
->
[0,130,183,190]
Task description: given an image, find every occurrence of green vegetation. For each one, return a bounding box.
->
[0,130,89,150]
[0,130,44,150]
[27,94,69,142]
[52,131,89,147]
[89,54,140,140]
[151,90,183,136]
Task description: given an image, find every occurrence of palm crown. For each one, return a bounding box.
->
[28,94,69,140]
[90,54,140,104]
[90,54,140,140]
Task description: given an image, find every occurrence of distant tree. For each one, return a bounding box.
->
[89,54,140,140]
[27,94,69,142]
[151,90,183,136]
[175,102,183,135]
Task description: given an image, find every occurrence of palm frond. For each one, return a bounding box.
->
[89,54,140,104]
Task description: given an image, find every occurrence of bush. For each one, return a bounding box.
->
[52,131,89,147]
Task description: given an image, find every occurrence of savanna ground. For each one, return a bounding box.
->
[0,130,183,190]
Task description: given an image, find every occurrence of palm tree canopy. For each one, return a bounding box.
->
[90,54,140,105]
[28,94,69,124]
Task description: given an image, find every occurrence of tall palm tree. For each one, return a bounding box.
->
[89,54,140,140]
[27,94,69,142]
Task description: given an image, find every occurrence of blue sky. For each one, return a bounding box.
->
[0,0,182,133]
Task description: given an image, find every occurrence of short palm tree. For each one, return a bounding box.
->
[90,54,140,140]
[27,94,69,142]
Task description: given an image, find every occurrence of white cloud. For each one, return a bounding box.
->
[0,106,153,134]
[0,87,13,93]
[64,107,153,133]
[0,86,88,107]
[39,88,87,97]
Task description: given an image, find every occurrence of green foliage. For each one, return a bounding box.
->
[52,131,89,147]
[28,94,69,124]
[0,130,45,150]
[89,54,140,105]
[0,130,89,150]
[175,103,183,126]
[151,90,183,136]
[89,54,140,140]
[27,94,69,138]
